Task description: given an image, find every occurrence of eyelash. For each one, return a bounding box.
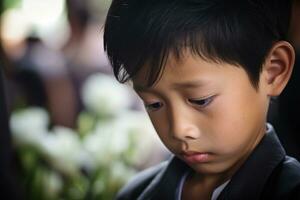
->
[145,102,163,112]
[144,96,214,112]
[188,96,214,107]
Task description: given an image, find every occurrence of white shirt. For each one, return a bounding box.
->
[175,171,230,200]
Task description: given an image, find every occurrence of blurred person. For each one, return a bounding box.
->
[5,37,48,110]
[104,0,300,199]
[63,0,111,95]
[10,35,78,127]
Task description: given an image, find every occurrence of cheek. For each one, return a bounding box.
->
[208,92,265,153]
[148,114,170,143]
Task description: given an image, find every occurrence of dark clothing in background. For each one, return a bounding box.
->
[275,51,300,161]
[0,66,22,200]
[116,124,300,200]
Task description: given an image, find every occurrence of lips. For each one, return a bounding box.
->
[181,151,211,163]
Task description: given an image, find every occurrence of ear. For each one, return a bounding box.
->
[261,41,295,97]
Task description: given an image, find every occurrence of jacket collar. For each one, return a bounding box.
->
[217,124,286,200]
[138,124,286,200]
[138,155,188,199]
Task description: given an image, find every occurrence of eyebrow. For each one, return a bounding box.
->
[133,80,207,92]
[133,84,152,92]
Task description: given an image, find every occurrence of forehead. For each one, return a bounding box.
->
[132,51,241,92]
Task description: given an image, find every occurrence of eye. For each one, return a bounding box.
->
[144,102,163,112]
[189,96,214,108]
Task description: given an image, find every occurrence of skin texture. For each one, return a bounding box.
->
[132,41,294,199]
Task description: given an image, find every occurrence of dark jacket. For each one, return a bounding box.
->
[116,125,300,200]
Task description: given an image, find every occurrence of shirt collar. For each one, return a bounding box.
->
[212,180,230,200]
[176,170,230,200]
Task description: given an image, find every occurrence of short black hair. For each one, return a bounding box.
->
[103,0,293,88]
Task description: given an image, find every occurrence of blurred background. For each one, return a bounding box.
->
[0,0,299,200]
[0,0,169,199]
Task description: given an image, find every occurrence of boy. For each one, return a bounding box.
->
[103,0,300,199]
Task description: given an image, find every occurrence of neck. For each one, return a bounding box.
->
[189,169,230,192]
[183,171,230,200]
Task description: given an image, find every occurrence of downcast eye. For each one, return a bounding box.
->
[145,102,163,111]
[189,96,214,107]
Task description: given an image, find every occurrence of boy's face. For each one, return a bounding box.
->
[133,51,269,175]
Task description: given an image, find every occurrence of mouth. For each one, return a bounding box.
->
[180,151,212,164]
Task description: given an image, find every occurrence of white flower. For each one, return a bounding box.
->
[114,111,168,167]
[82,120,124,168]
[40,126,82,176]
[91,161,135,195]
[81,129,109,171]
[81,73,132,116]
[10,107,49,147]
[110,161,136,184]
[83,110,167,169]
[43,171,63,198]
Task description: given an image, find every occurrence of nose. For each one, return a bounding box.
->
[168,106,201,141]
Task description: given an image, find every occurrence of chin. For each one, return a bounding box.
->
[189,161,233,175]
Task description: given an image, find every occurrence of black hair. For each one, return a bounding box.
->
[103,0,293,88]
